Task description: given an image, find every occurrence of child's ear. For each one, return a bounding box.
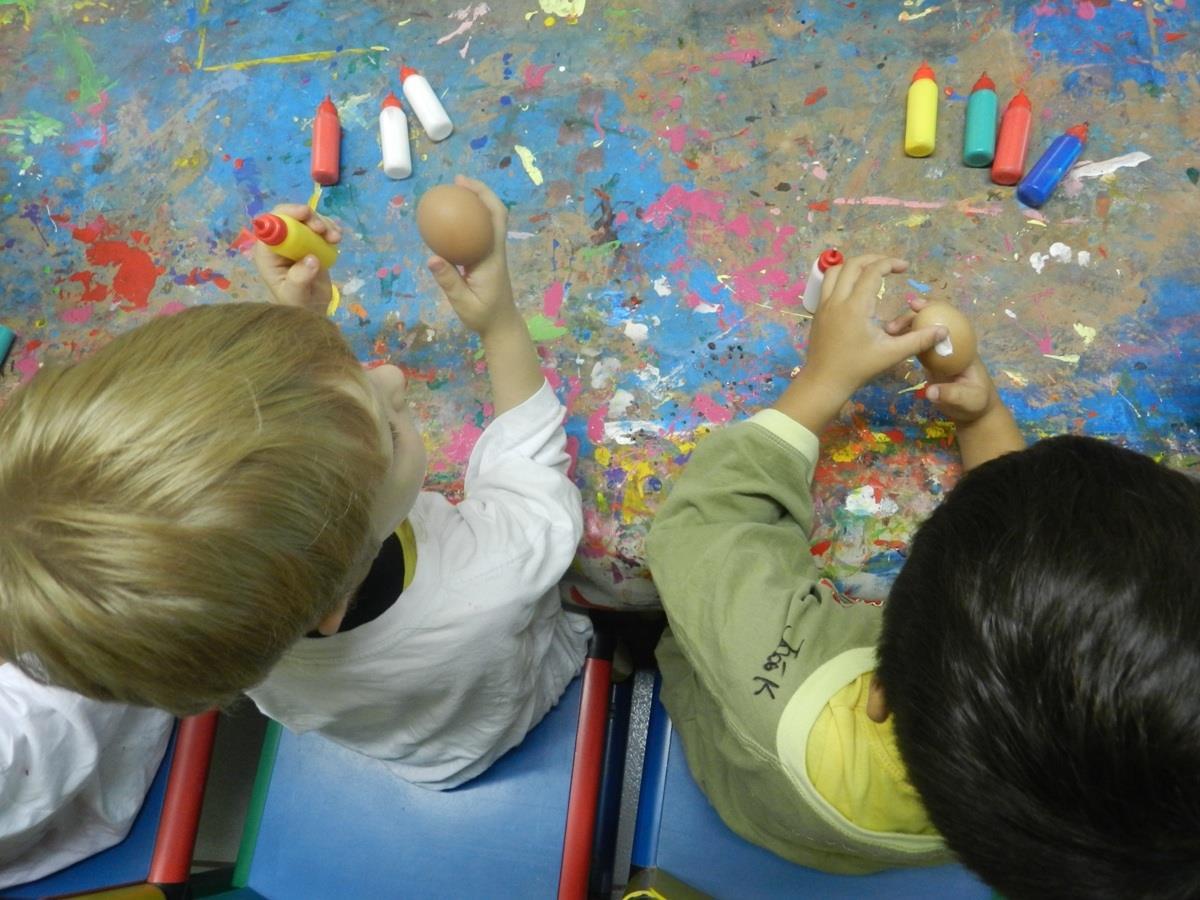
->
[867,674,891,723]
[314,597,351,636]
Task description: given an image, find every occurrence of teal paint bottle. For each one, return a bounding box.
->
[963,73,998,167]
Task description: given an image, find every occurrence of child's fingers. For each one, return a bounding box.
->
[925,380,990,417]
[269,203,317,220]
[888,324,948,363]
[819,262,843,305]
[274,256,322,308]
[852,258,908,307]
[884,310,916,335]
[825,254,888,306]
[428,256,478,312]
[905,295,930,313]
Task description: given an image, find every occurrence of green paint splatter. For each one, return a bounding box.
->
[579,239,620,260]
[0,111,65,171]
[0,1,34,30]
[1187,167,1199,186]
[51,14,115,106]
[526,314,568,342]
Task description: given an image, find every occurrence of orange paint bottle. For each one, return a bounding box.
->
[991,91,1033,186]
[311,95,341,186]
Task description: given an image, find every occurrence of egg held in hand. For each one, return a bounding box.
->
[911,301,977,378]
[415,185,493,267]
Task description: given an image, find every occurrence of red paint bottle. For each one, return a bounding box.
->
[991,90,1032,186]
[311,95,341,186]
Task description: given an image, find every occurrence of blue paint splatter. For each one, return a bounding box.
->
[907,278,932,293]
[469,135,489,150]
[500,95,512,106]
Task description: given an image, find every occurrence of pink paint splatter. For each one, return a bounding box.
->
[1075,0,1096,20]
[60,306,92,324]
[712,49,763,63]
[158,301,188,317]
[691,393,733,424]
[443,421,484,465]
[587,407,606,444]
[658,125,689,153]
[543,280,565,318]
[523,62,553,90]
[641,184,726,228]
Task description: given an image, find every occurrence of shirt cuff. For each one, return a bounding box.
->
[748,409,820,465]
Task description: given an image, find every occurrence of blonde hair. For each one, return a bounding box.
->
[0,303,388,715]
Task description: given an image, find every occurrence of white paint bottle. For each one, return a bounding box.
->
[379,92,412,179]
[400,65,453,142]
[801,248,844,314]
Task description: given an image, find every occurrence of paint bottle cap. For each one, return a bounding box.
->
[1066,122,1089,142]
[252,214,287,246]
[817,248,844,272]
[382,91,403,110]
[400,65,419,81]
[317,95,338,117]
[1007,89,1032,110]
[971,72,995,92]
[911,62,935,83]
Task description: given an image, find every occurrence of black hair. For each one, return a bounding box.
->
[878,435,1200,900]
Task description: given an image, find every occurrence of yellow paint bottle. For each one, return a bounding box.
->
[904,62,938,158]
[252,212,338,269]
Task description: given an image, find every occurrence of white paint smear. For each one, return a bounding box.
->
[1029,252,1049,274]
[1076,251,1091,267]
[623,321,649,342]
[590,357,620,389]
[1049,242,1072,263]
[604,420,665,445]
[934,336,954,357]
[1070,151,1151,180]
[845,485,899,517]
[652,275,672,297]
[608,389,635,418]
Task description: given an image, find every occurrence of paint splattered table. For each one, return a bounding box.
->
[1,1,1197,608]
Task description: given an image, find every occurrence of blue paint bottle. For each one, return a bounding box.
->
[1016,122,1088,208]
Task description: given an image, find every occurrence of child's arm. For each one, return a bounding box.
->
[250,203,342,314]
[426,176,542,415]
[885,297,1025,471]
[771,255,948,433]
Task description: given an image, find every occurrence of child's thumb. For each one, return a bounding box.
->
[428,257,475,310]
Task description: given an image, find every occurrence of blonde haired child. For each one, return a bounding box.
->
[0,177,591,790]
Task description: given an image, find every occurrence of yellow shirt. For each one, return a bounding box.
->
[805,672,937,835]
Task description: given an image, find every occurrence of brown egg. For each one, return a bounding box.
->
[415,184,493,267]
[911,301,977,378]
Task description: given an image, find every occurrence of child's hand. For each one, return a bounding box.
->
[884,297,995,424]
[251,203,341,314]
[805,255,947,399]
[426,175,517,338]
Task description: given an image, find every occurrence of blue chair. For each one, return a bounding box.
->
[199,647,617,900]
[6,712,218,900]
[629,676,992,899]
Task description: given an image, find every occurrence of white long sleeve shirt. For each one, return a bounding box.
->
[0,664,173,889]
[247,380,591,790]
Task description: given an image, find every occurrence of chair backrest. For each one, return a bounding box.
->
[6,713,217,900]
[630,675,993,899]
[223,656,615,900]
